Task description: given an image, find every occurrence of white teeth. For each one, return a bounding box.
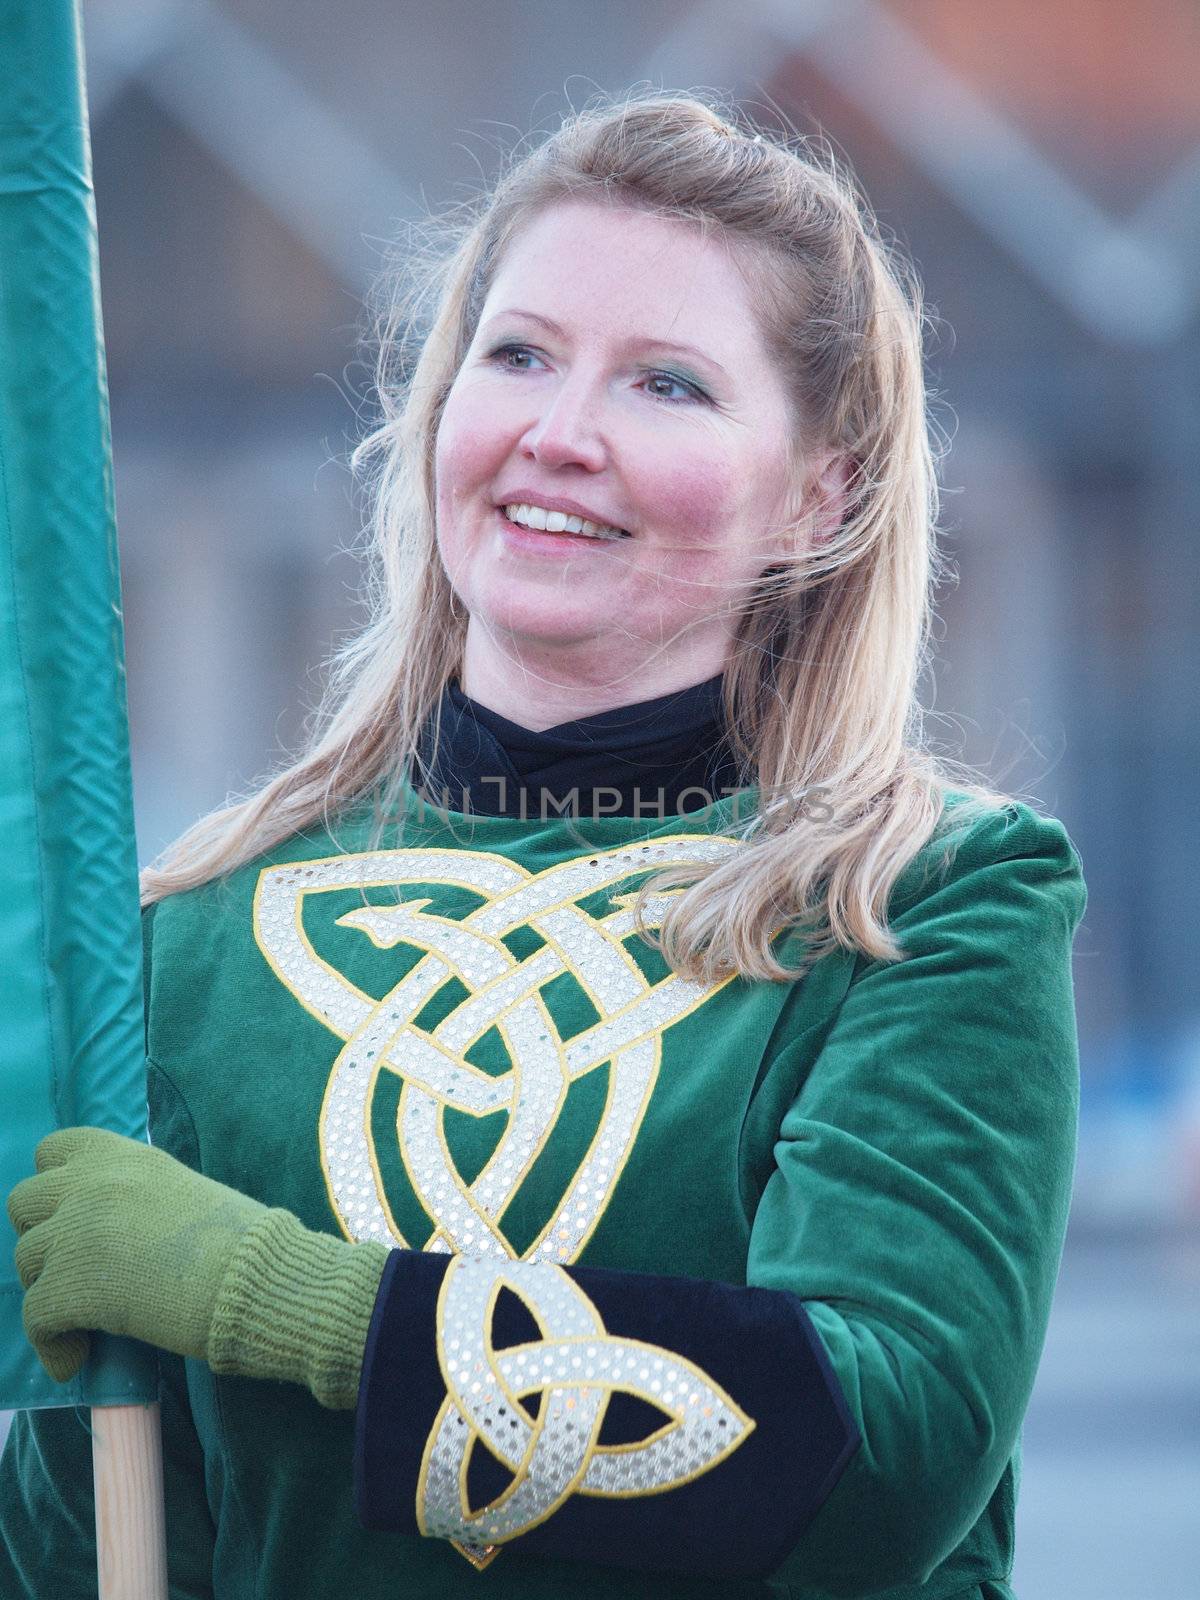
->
[503,503,625,540]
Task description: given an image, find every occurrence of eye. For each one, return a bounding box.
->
[642,369,708,405]
[487,343,546,373]
[485,344,709,406]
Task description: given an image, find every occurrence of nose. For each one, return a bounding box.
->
[518,371,607,472]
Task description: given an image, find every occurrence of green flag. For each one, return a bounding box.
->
[0,0,157,1409]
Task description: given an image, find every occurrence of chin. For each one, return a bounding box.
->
[494,615,609,646]
[484,590,610,631]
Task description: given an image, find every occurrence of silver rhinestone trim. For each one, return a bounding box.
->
[253,839,741,1259]
[419,1256,755,1551]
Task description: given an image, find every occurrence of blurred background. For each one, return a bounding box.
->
[6,1,1198,1593]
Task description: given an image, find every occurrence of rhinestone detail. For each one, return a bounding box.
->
[419,1256,755,1557]
[252,835,749,1566]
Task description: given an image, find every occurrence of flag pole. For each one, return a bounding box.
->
[93,1407,168,1600]
[0,2,166,1593]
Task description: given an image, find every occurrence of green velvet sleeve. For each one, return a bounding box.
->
[746,803,1087,1596]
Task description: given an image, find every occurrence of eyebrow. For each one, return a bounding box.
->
[481,308,729,380]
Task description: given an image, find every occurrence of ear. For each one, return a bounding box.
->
[805,450,854,543]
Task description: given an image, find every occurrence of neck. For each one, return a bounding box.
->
[459,633,733,732]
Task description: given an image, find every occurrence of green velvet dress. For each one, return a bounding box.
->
[0,764,1087,1599]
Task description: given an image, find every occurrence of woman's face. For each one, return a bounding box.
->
[434,198,805,701]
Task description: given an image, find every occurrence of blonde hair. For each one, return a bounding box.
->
[142,89,1023,984]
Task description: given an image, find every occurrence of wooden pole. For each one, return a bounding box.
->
[93,1405,169,1600]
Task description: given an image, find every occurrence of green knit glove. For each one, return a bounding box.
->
[7,1126,390,1408]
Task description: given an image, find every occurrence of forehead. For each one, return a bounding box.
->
[481,199,769,360]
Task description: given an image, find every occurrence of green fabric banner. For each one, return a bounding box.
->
[0,0,157,1409]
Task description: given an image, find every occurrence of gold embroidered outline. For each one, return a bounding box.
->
[253,839,743,1261]
[416,1256,756,1568]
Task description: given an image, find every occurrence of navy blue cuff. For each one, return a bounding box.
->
[354,1250,448,1527]
[355,1251,858,1580]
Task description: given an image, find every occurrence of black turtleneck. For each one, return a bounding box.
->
[413,675,751,821]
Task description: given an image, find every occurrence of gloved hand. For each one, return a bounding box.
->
[7,1126,390,1408]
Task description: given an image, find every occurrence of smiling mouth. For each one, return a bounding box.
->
[497,506,631,542]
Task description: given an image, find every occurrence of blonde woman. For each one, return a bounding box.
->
[2,93,1086,1599]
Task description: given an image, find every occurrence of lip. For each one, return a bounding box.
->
[493,491,630,536]
[492,505,628,555]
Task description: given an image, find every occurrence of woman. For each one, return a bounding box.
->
[1,92,1086,1598]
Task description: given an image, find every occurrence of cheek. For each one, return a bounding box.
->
[641,454,740,551]
[435,391,498,506]
[434,401,507,576]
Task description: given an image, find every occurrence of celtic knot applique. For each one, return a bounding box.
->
[420,1256,755,1568]
[253,838,743,1263]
